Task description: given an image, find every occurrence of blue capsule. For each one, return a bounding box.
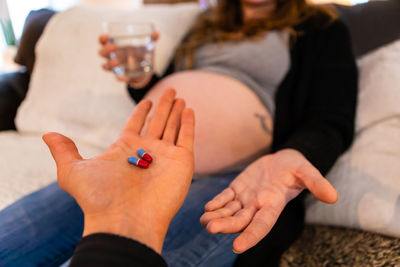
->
[128,156,149,168]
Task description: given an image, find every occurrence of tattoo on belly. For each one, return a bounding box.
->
[254,113,272,134]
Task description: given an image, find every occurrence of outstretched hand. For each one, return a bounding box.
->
[200,149,338,253]
[43,89,195,254]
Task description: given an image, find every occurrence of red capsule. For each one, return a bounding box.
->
[128,156,149,169]
[142,154,152,163]
[138,148,153,163]
[137,159,149,168]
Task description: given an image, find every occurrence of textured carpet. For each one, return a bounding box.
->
[281,224,400,266]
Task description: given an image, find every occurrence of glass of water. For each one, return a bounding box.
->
[105,22,155,88]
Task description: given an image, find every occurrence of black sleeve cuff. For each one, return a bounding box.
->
[127,75,159,103]
[277,130,344,175]
[70,233,168,267]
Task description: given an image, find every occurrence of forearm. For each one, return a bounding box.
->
[276,121,352,175]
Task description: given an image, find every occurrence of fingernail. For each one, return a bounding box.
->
[137,148,153,163]
[128,156,149,168]
[109,52,116,59]
[233,249,241,254]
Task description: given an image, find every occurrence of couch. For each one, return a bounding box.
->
[1,1,400,266]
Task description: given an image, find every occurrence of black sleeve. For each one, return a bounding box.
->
[127,60,176,103]
[69,233,168,267]
[278,21,358,175]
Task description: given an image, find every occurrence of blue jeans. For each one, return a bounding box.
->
[0,172,239,267]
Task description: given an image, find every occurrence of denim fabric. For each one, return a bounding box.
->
[0,182,84,267]
[163,173,239,267]
[0,173,239,267]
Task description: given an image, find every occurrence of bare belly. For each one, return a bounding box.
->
[144,70,273,175]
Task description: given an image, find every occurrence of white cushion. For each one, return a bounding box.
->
[305,40,400,237]
[0,4,200,209]
[0,131,102,210]
[355,39,400,132]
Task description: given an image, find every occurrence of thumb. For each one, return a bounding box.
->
[42,132,83,169]
[296,163,338,204]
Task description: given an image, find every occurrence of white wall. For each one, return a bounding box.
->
[6,0,143,39]
[7,0,52,39]
[81,0,142,9]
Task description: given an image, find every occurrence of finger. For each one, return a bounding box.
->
[200,200,241,226]
[122,99,153,136]
[162,98,186,144]
[127,74,154,88]
[152,31,160,41]
[102,58,120,71]
[145,88,176,139]
[99,34,109,45]
[205,206,256,234]
[176,108,195,151]
[233,206,283,253]
[205,187,235,211]
[99,43,116,58]
[102,63,113,71]
[116,76,131,83]
[42,132,83,169]
[296,163,338,203]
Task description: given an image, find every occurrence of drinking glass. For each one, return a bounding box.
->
[105,22,155,87]
[199,0,218,9]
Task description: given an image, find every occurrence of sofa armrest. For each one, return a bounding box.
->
[14,9,55,76]
[0,71,30,131]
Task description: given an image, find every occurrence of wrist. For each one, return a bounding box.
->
[83,213,167,254]
[128,73,154,89]
[275,148,305,159]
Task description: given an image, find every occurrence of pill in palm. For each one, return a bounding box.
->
[128,156,149,168]
[137,148,153,163]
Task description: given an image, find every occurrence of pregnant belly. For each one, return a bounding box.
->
[144,70,273,175]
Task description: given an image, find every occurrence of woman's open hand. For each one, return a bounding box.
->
[43,89,194,254]
[200,149,338,253]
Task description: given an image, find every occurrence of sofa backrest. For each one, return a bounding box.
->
[14,0,400,76]
[335,0,400,57]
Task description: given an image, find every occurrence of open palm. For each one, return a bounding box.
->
[43,89,195,252]
[200,149,338,253]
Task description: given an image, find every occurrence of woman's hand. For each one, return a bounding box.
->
[98,32,159,88]
[200,149,338,253]
[43,89,195,254]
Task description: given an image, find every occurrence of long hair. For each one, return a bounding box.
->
[175,0,337,68]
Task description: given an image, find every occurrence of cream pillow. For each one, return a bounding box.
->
[0,131,102,210]
[305,40,400,237]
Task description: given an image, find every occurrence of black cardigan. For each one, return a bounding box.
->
[273,17,358,175]
[70,234,168,266]
[70,16,358,266]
